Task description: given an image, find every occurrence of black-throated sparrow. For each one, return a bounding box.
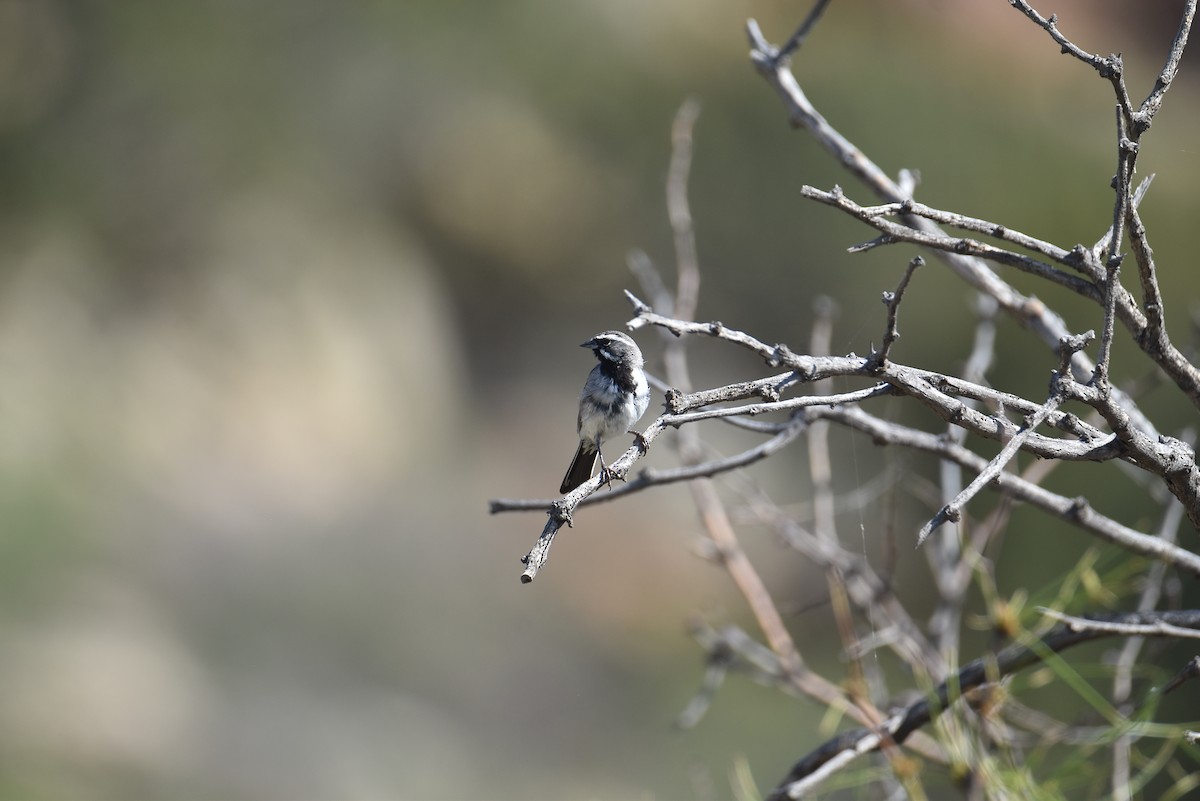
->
[560,330,650,494]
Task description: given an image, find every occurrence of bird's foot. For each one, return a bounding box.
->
[597,463,627,490]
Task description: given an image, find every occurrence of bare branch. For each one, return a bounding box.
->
[489,415,808,513]
[920,332,1088,548]
[1057,373,1200,528]
[667,383,893,426]
[625,296,779,361]
[916,391,1064,547]
[801,185,1105,307]
[1038,609,1200,640]
[685,621,948,763]
[1004,2,1200,409]
[494,8,1200,796]
[746,18,898,201]
[500,297,1199,580]
[1006,2,1126,87]
[748,18,1168,430]
[1092,174,1153,261]
[632,308,1166,483]
[1124,195,1200,406]
[515,406,666,582]
[1008,1,1138,137]
[853,195,1094,277]
[813,405,1200,577]
[766,610,1200,800]
[493,6,1200,796]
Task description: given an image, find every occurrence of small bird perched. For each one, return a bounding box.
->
[560,330,650,494]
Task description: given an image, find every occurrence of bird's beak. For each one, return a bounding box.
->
[580,338,596,349]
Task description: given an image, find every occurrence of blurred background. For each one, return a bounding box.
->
[0,1,1197,798]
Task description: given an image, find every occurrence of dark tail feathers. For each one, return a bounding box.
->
[560,441,598,493]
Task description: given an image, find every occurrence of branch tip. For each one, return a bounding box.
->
[624,289,652,315]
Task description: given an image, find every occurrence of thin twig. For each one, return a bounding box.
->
[813,405,1200,576]
[870,256,922,369]
[802,186,1106,308]
[1160,656,1200,696]
[770,0,835,66]
[916,391,1063,547]
[1037,609,1200,640]
[1006,2,1127,90]
[855,196,1092,277]
[1134,0,1197,131]
[1093,174,1153,262]
[917,320,1095,549]
[667,383,894,426]
[1094,106,1133,392]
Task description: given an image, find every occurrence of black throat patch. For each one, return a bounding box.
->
[596,352,639,395]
